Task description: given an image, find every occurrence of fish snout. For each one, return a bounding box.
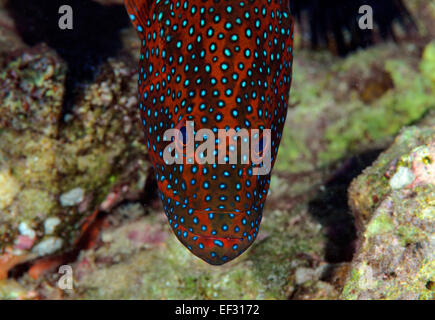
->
[171,208,261,265]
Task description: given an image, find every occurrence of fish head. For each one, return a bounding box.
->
[125,0,293,264]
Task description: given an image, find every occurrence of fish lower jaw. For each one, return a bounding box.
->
[172,223,259,265]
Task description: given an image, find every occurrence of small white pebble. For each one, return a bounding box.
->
[358,264,376,290]
[44,217,61,234]
[389,167,415,190]
[18,222,36,239]
[32,237,63,256]
[60,188,84,206]
[295,267,316,285]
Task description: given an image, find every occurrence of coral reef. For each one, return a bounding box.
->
[343,122,435,299]
[0,0,433,300]
[0,41,148,272]
[276,40,435,174]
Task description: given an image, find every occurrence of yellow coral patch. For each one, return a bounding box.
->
[0,170,20,210]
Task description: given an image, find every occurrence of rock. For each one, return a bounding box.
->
[0,38,148,263]
[276,41,435,174]
[343,123,435,300]
[0,169,19,210]
[44,217,61,235]
[59,188,84,207]
[32,237,63,257]
[348,123,435,228]
[0,1,26,55]
[389,167,415,190]
[406,0,435,40]
[0,0,433,300]
[295,266,326,285]
[65,201,332,300]
[0,279,37,300]
[17,222,35,239]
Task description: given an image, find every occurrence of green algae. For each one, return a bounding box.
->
[365,212,395,237]
[1,0,434,300]
[343,125,435,299]
[72,200,328,300]
[0,47,148,255]
[348,124,435,227]
[322,46,434,164]
[276,42,435,174]
[421,42,435,91]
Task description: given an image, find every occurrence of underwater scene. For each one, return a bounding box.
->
[0,0,434,300]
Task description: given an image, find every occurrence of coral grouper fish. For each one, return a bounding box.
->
[125,0,293,265]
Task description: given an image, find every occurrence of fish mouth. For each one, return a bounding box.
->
[166,206,262,265]
[174,222,259,266]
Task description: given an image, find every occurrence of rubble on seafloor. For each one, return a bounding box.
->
[0,0,434,300]
[0,37,148,277]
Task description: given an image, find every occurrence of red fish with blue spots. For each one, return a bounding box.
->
[125,0,293,265]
